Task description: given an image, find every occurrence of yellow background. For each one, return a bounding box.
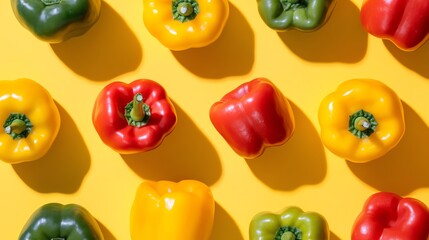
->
[1,0,429,239]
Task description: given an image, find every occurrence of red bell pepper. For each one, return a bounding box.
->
[352,192,429,240]
[92,79,177,154]
[209,78,295,159]
[360,0,429,51]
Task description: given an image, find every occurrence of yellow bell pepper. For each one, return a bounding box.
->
[318,79,405,163]
[142,0,229,51]
[130,180,215,240]
[0,78,61,164]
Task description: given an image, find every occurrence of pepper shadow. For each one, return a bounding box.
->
[246,101,327,190]
[122,101,221,186]
[384,40,429,79]
[12,102,90,193]
[211,202,244,240]
[51,1,142,81]
[347,102,429,195]
[330,231,342,240]
[278,0,367,63]
[97,220,117,240]
[172,3,254,79]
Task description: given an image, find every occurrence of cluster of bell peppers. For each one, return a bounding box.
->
[249,192,429,240]
[10,0,429,51]
[17,189,429,240]
[3,75,414,239]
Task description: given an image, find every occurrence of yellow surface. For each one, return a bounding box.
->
[1,0,429,239]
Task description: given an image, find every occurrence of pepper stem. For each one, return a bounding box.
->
[130,93,146,121]
[5,119,26,135]
[3,113,33,140]
[281,232,296,240]
[172,0,199,22]
[348,109,378,138]
[177,2,194,16]
[275,226,302,240]
[124,93,151,127]
[280,0,307,10]
[41,0,62,6]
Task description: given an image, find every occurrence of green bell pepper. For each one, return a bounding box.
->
[19,203,104,240]
[256,0,335,31]
[249,206,329,240]
[11,0,101,43]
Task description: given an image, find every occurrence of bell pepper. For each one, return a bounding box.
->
[19,202,104,240]
[142,0,229,51]
[318,79,405,163]
[249,206,329,240]
[209,78,295,159]
[130,180,215,240]
[352,192,429,240]
[0,78,61,164]
[92,79,177,154]
[11,0,101,43]
[360,0,429,51]
[256,0,336,31]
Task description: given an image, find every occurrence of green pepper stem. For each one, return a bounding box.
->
[124,93,151,127]
[130,93,145,122]
[348,109,378,138]
[280,0,307,10]
[354,117,370,131]
[281,231,296,240]
[275,226,302,240]
[41,0,62,6]
[177,2,194,16]
[172,0,199,22]
[4,119,26,135]
[3,113,33,140]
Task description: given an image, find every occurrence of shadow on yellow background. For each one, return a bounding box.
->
[12,102,90,193]
[246,101,326,190]
[278,0,367,63]
[211,202,244,240]
[51,1,142,81]
[98,219,117,240]
[384,40,429,79]
[122,101,221,186]
[172,3,254,79]
[330,231,342,240]
[347,102,429,195]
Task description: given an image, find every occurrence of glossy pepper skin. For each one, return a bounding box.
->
[318,79,405,163]
[19,203,104,240]
[249,206,330,240]
[209,78,295,159]
[257,0,335,31]
[352,192,429,240]
[11,0,101,43]
[130,180,215,240]
[92,79,177,154]
[0,78,60,164]
[360,0,429,51]
[143,0,229,51]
